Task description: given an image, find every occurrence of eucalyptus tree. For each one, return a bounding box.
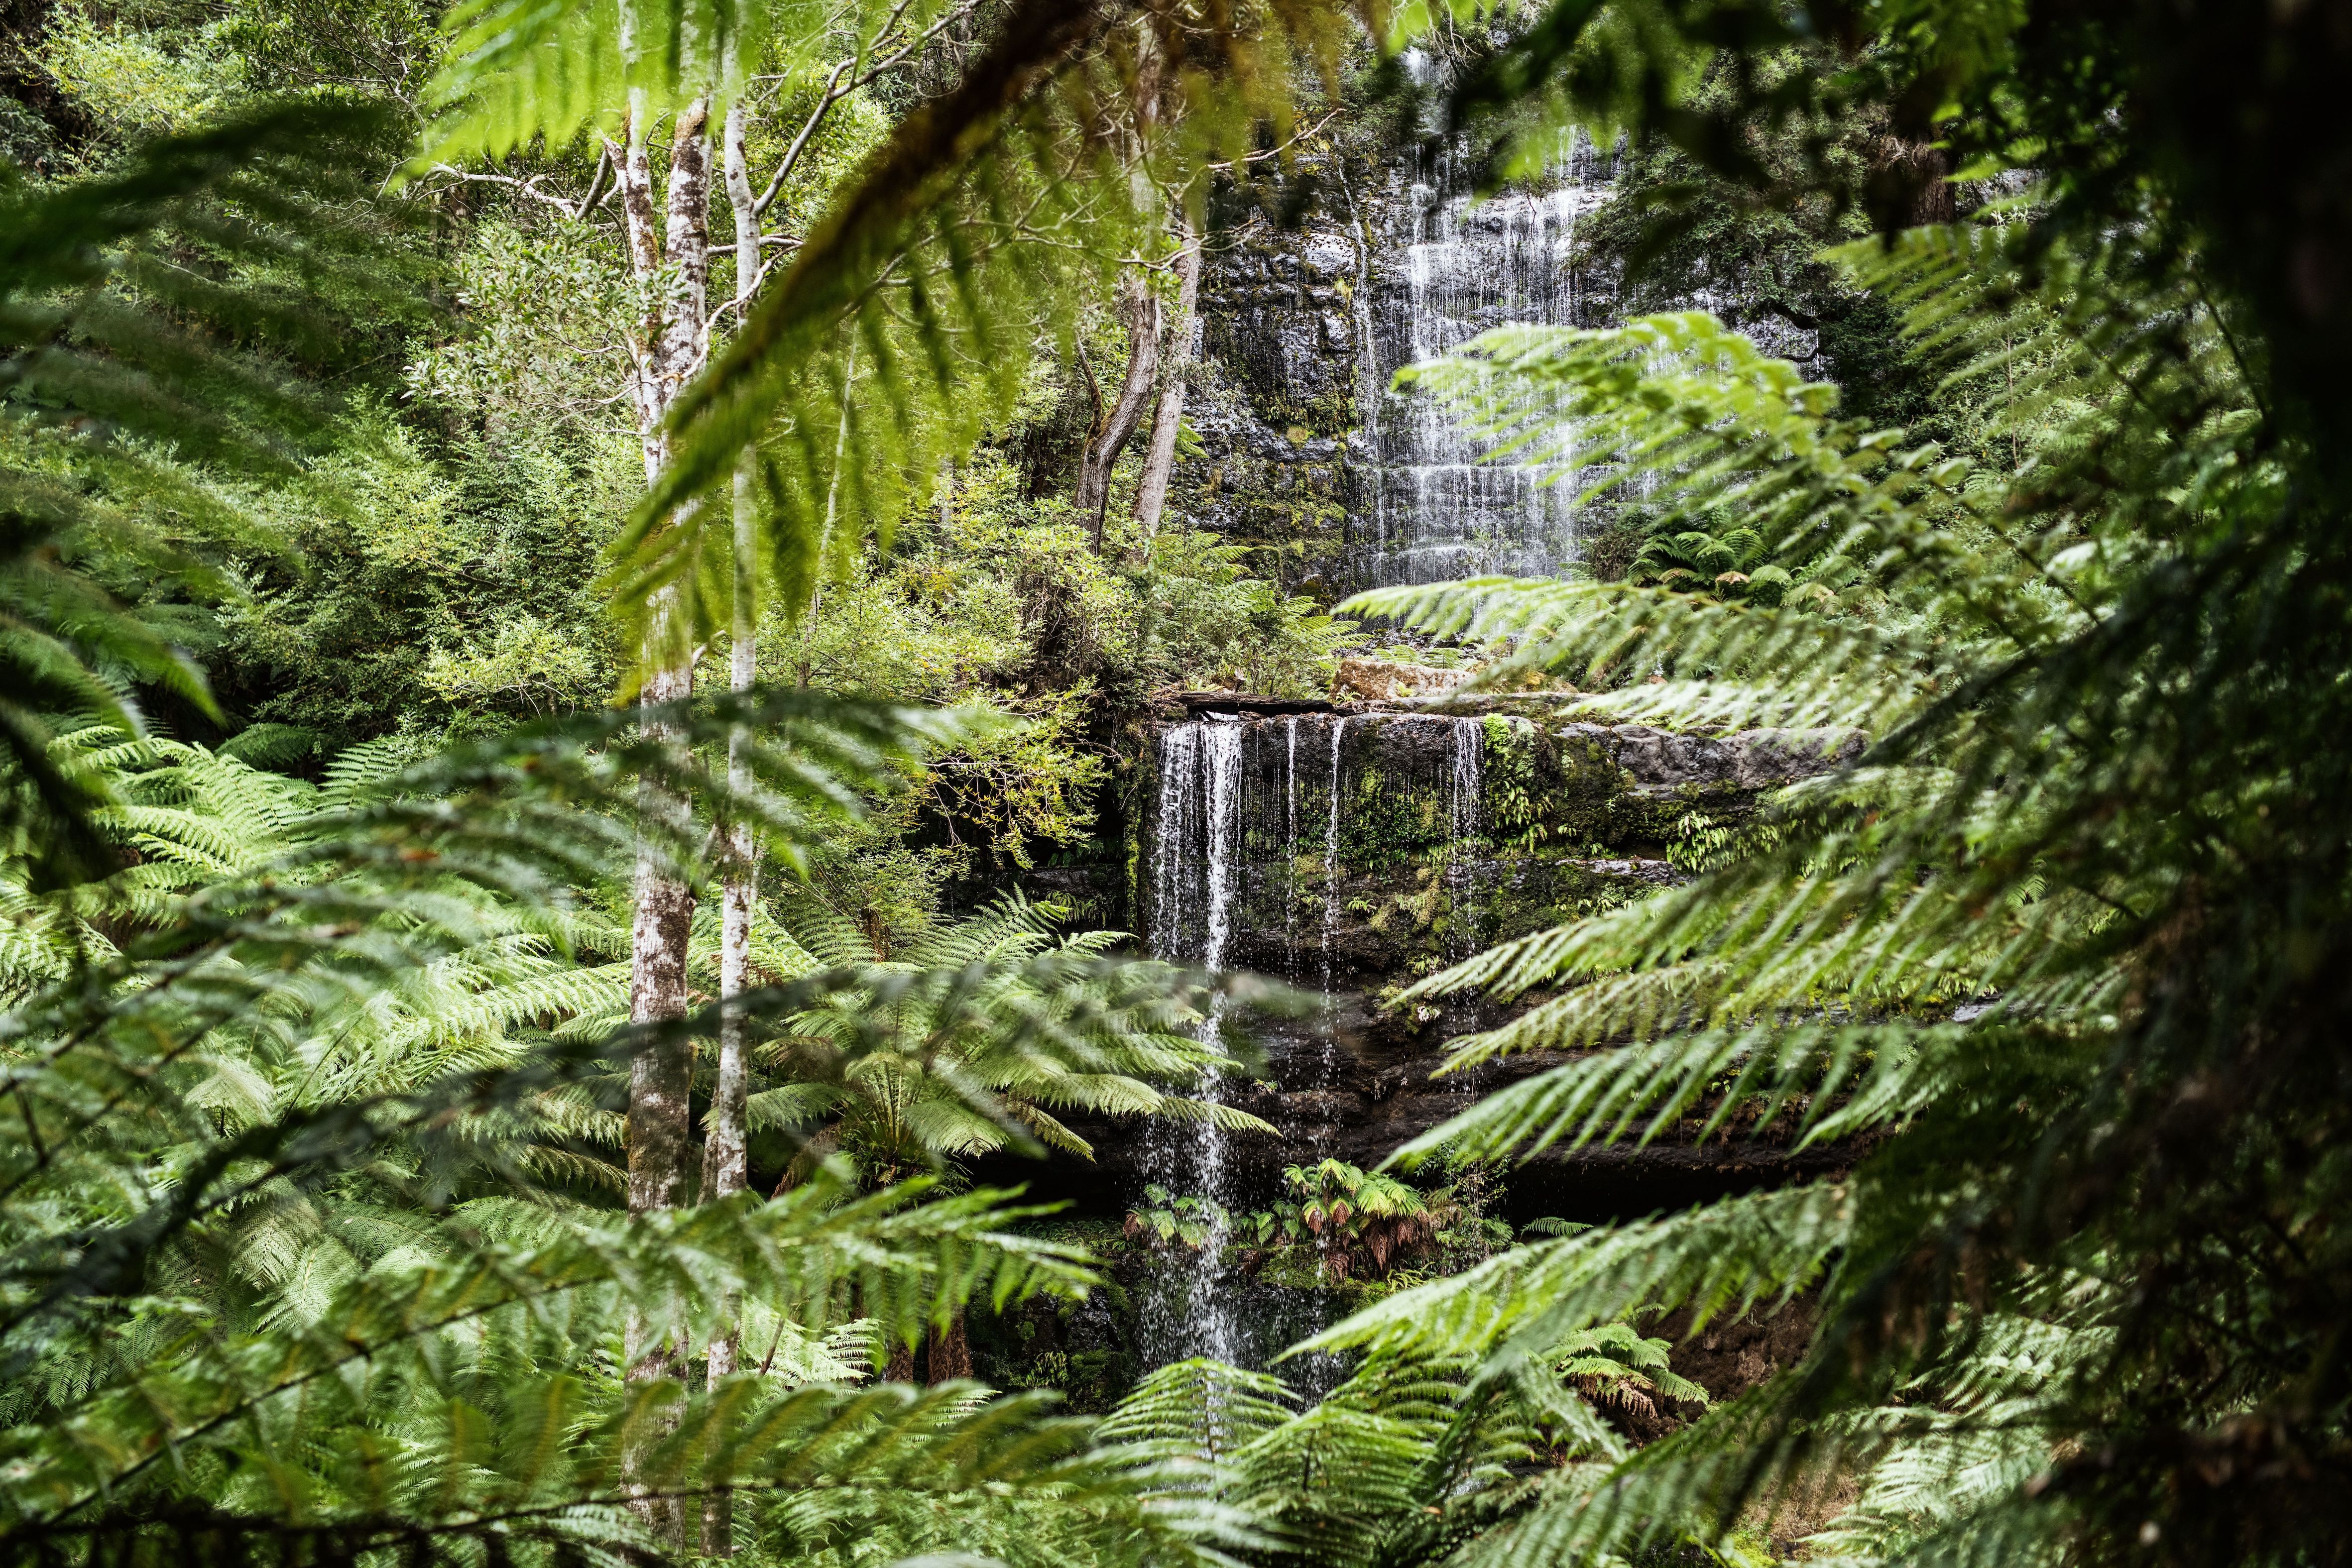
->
[418,0,984,1243]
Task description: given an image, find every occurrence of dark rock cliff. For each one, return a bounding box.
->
[985,702,1867,1224]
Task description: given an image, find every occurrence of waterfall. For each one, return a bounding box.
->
[1355,129,1615,590]
[1322,715,1349,991]
[1201,723,1241,980]
[1154,724,1199,958]
[1285,716,1299,971]
[1142,718,1246,1365]
[1337,164,1388,564]
[1449,718,1483,957]
[1133,709,1506,1382]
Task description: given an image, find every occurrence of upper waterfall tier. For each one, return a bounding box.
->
[1175,132,1620,597]
[1366,136,1619,587]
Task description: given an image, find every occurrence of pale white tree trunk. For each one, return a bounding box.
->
[706,95,760,1228]
[624,94,715,1221]
[1133,220,1202,537]
[1073,270,1161,550]
[612,91,714,1556]
[699,97,762,1560]
[1073,43,1171,553]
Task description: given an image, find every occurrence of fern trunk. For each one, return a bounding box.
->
[928,1313,973,1383]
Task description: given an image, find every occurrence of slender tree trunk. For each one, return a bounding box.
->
[1133,221,1202,537]
[613,92,715,1557]
[1071,38,1168,551]
[704,96,761,1223]
[626,630,699,1214]
[795,343,859,688]
[705,466,755,1202]
[622,96,716,1228]
[1072,270,1161,551]
[660,100,713,378]
[698,95,762,1562]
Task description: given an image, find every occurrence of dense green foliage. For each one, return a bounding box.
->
[6,0,2350,1562]
[0,15,1350,1554]
[1125,1159,1513,1287]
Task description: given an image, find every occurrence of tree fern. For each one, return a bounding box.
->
[0,692,1310,1562]
[0,103,416,888]
[769,893,1277,1174]
[1105,1331,1693,1568]
[1307,196,2314,1562]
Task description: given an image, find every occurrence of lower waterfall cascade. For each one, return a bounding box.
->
[1138,719,1244,1366]
[1105,700,1867,1379]
[1134,707,1521,1370]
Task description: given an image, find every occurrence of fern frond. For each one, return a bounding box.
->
[1303,1183,1850,1363]
[611,0,1379,669]
[0,103,417,887]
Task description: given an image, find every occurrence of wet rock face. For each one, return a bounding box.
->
[972,708,1864,1222]
[1607,724,1867,791]
[1331,656,1469,701]
[1138,706,1863,990]
[1169,137,1626,599]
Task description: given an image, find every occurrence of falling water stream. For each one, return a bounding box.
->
[1143,720,1245,1365]
[1322,715,1348,991]
[1130,120,1611,1381]
[1141,711,1496,1372]
[1449,718,1484,957]
[1355,129,1615,589]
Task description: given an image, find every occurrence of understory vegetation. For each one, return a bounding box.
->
[3,0,2347,1563]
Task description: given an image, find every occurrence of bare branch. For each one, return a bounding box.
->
[424,163,588,216]
[750,0,982,221]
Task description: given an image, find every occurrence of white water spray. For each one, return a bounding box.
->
[1449,718,1484,956]
[1357,130,1614,589]
[1322,715,1349,992]
[1143,719,1246,1365]
[1285,715,1299,971]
